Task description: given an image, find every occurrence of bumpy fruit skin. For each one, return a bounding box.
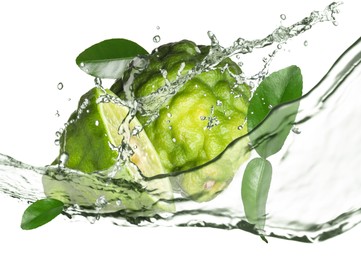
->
[112,40,251,202]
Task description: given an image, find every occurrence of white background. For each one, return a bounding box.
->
[0,0,360,259]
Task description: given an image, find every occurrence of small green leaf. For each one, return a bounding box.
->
[241,157,272,231]
[21,198,64,230]
[248,65,303,158]
[76,38,149,79]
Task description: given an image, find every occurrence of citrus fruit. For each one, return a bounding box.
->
[42,87,174,214]
[111,40,251,202]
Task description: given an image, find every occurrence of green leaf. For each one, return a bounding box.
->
[21,198,64,230]
[76,38,149,79]
[248,65,303,158]
[241,157,272,231]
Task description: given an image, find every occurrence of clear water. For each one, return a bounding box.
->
[1,2,360,242]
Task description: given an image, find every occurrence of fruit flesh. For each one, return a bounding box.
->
[43,87,174,213]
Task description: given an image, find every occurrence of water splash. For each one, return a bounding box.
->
[1,2,357,242]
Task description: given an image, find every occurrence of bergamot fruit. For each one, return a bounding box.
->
[111,40,251,202]
[42,87,174,214]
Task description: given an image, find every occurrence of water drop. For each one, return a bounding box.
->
[238,61,243,67]
[268,104,273,109]
[216,100,223,106]
[153,35,161,43]
[95,195,108,208]
[280,14,286,20]
[292,127,301,134]
[304,40,309,46]
[95,120,99,126]
[332,21,339,26]
[156,26,160,30]
[94,77,102,86]
[277,44,283,49]
[55,131,62,138]
[58,152,69,167]
[57,82,64,90]
[200,116,206,120]
[55,110,60,117]
[204,180,215,190]
[54,139,60,146]
[68,98,71,101]
[172,138,176,143]
[116,200,122,206]
[80,62,85,67]
[167,113,172,118]
[168,126,172,130]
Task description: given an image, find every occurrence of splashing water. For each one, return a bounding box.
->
[1,2,358,242]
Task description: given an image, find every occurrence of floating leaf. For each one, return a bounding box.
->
[76,38,149,79]
[241,157,272,231]
[21,198,64,230]
[248,65,303,158]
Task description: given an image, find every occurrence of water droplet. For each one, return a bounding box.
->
[304,40,308,46]
[94,77,102,86]
[55,131,62,138]
[156,26,160,30]
[332,21,339,26]
[237,125,243,130]
[280,14,286,20]
[172,138,176,143]
[268,104,273,109]
[95,120,99,126]
[58,152,69,167]
[153,35,161,43]
[168,126,172,130]
[68,98,71,101]
[292,127,302,134]
[116,200,122,206]
[57,82,63,90]
[277,44,283,49]
[167,113,172,118]
[236,54,240,59]
[200,116,206,120]
[80,62,85,67]
[86,109,90,113]
[204,180,215,190]
[238,61,243,67]
[54,139,60,146]
[55,110,60,117]
[95,195,108,208]
[216,100,223,106]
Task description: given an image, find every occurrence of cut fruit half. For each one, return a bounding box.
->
[43,87,174,214]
